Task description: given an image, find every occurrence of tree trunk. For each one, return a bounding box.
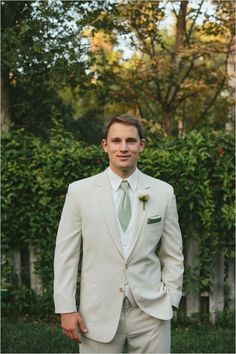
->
[162,111,174,136]
[29,246,43,295]
[227,256,235,311]
[1,78,11,132]
[164,1,188,136]
[209,251,225,323]
[226,34,236,131]
[178,119,184,138]
[11,249,22,287]
[186,237,200,318]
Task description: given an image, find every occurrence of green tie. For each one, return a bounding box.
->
[118,180,131,233]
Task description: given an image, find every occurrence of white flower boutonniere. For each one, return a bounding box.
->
[138,194,150,210]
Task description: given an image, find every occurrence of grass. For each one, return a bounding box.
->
[172,322,235,353]
[1,318,235,353]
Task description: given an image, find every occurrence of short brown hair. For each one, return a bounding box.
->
[103,114,145,140]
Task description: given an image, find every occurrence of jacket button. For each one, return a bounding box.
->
[125,264,128,269]
[119,288,124,293]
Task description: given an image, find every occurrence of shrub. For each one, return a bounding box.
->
[1,127,234,316]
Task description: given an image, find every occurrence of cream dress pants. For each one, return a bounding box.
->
[79,298,171,353]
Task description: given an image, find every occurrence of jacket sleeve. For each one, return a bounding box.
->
[53,184,82,313]
[159,189,184,308]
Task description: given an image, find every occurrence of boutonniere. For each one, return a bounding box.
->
[138,194,150,210]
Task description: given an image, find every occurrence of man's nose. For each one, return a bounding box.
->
[120,141,128,151]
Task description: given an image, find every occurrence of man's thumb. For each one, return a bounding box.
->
[77,314,88,333]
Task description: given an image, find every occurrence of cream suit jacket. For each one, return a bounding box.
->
[54,169,184,343]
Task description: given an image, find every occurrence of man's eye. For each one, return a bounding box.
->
[111,139,120,143]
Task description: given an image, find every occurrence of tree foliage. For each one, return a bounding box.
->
[76,0,234,135]
[1,1,234,141]
[1,1,87,137]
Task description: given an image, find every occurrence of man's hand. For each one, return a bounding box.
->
[61,312,88,342]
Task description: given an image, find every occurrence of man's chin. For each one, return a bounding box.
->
[119,163,132,171]
[119,165,129,171]
[119,165,136,173]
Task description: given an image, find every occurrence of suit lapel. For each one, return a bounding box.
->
[95,171,124,258]
[126,171,151,260]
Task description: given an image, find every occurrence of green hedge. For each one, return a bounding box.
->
[1,126,234,315]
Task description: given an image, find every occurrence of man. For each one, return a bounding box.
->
[54,114,184,353]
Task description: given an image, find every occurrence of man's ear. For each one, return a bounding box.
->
[101,139,108,152]
[140,139,146,152]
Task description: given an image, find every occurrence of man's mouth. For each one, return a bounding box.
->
[117,155,130,160]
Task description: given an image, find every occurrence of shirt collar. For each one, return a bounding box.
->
[107,167,138,192]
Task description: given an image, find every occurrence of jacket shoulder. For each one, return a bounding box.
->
[140,171,174,193]
[68,171,105,192]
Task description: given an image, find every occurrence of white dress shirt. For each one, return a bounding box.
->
[107,167,138,306]
[107,167,138,256]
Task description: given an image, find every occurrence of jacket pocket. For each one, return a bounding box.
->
[147,215,162,224]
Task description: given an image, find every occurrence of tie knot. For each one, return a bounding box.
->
[120,180,129,192]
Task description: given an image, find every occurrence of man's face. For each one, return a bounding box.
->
[102,123,146,177]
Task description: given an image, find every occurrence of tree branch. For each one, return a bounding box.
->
[191,77,226,129]
[186,0,205,44]
[165,1,188,106]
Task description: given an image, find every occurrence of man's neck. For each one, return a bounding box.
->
[109,166,137,179]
